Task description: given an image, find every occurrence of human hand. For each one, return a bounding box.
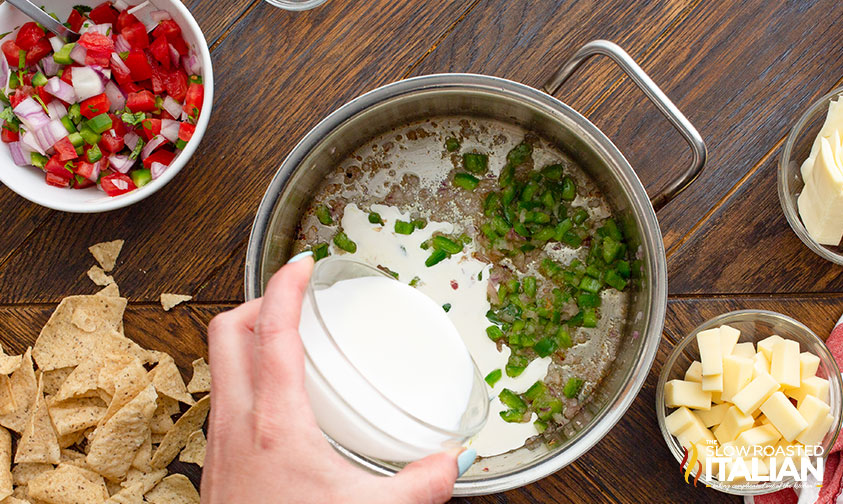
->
[201,253,476,504]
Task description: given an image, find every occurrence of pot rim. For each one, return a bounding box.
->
[244,72,667,495]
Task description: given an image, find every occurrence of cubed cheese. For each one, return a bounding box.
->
[697,328,724,376]
[711,390,723,404]
[702,373,724,393]
[735,424,782,449]
[787,376,830,406]
[732,373,779,415]
[696,403,731,428]
[685,361,703,383]
[757,335,784,361]
[677,421,716,448]
[771,339,801,389]
[665,406,701,436]
[800,352,821,380]
[714,406,755,444]
[753,352,770,379]
[665,380,712,410]
[721,355,753,403]
[732,342,756,360]
[771,441,806,474]
[719,325,741,356]
[759,391,809,442]
[796,395,833,446]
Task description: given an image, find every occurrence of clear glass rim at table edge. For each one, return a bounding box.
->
[778,85,843,265]
[655,309,843,495]
[264,0,328,11]
[303,255,491,444]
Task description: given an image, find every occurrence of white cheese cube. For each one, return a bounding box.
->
[760,391,809,442]
[713,406,754,444]
[770,339,801,389]
[697,328,723,376]
[798,414,834,448]
[695,403,731,428]
[800,352,821,380]
[757,335,784,361]
[771,441,807,474]
[753,352,770,379]
[721,355,753,403]
[732,342,756,359]
[798,137,843,246]
[711,390,723,404]
[735,424,781,448]
[796,395,833,446]
[786,376,830,406]
[677,421,716,448]
[702,373,723,393]
[665,406,700,436]
[665,380,712,410]
[685,361,703,383]
[719,325,741,356]
[732,373,779,416]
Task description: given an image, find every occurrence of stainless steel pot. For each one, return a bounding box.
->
[245,40,706,496]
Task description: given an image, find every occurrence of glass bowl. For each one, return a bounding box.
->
[778,86,843,264]
[656,310,843,495]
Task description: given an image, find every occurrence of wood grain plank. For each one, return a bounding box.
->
[0,0,475,304]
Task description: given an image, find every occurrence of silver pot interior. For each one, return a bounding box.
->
[248,76,664,495]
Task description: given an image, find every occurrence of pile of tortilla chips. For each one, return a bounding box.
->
[0,242,211,504]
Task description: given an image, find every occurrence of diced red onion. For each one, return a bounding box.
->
[91,65,112,84]
[115,34,131,54]
[34,120,68,150]
[47,100,67,120]
[85,161,102,182]
[182,52,201,75]
[70,44,87,65]
[168,44,179,67]
[124,131,140,151]
[109,154,135,174]
[151,10,171,22]
[13,97,51,131]
[40,57,62,77]
[85,24,112,36]
[21,131,45,155]
[162,96,182,118]
[105,81,126,112]
[128,1,151,14]
[141,135,167,160]
[9,142,27,166]
[160,119,180,143]
[113,0,128,10]
[110,52,130,74]
[49,37,64,53]
[1,54,9,90]
[150,161,168,180]
[45,76,77,103]
[111,177,130,191]
[71,66,104,101]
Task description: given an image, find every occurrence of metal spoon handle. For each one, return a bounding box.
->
[6,0,80,41]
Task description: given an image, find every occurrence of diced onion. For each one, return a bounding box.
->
[111,52,131,74]
[150,161,168,180]
[21,131,45,155]
[141,135,167,160]
[113,0,128,10]
[45,77,77,103]
[85,161,102,182]
[9,142,27,166]
[85,23,112,36]
[108,154,135,174]
[105,81,126,112]
[128,1,151,14]
[13,98,51,132]
[124,131,140,151]
[34,120,69,151]
[49,37,64,53]
[1,55,8,91]
[168,44,179,67]
[151,10,171,22]
[71,66,104,101]
[115,34,131,54]
[182,52,201,75]
[160,119,180,143]
[162,96,182,118]
[70,44,87,65]
[47,100,67,120]
[91,65,112,84]
[40,57,62,77]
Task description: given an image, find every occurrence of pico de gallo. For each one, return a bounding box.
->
[0,1,204,196]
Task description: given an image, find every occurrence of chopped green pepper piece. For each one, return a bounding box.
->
[8,73,19,90]
[30,152,48,169]
[312,243,330,261]
[445,137,460,152]
[332,231,357,253]
[425,249,447,267]
[577,292,601,309]
[432,235,463,254]
[505,364,525,378]
[572,208,588,225]
[561,176,577,200]
[602,236,622,263]
[499,163,515,188]
[53,43,76,65]
[498,388,527,411]
[411,218,427,230]
[486,325,504,341]
[60,115,76,133]
[453,172,480,191]
[484,369,502,387]
[130,168,152,188]
[499,409,527,423]
[563,377,584,398]
[483,192,500,217]
[87,114,112,134]
[533,337,557,358]
[582,308,598,328]
[616,260,631,279]
[78,123,100,145]
[31,72,47,88]
[68,132,84,148]
[605,270,627,291]
[541,163,564,180]
[506,141,532,166]
[463,152,488,174]
[442,303,451,312]
[408,276,420,287]
[534,420,548,433]
[556,327,572,348]
[315,204,333,225]
[68,103,81,124]
[524,381,546,401]
[394,220,415,235]
[368,212,383,225]
[579,276,602,294]
[522,276,537,298]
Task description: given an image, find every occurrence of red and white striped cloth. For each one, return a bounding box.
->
[747,314,843,504]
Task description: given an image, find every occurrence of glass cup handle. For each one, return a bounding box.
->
[543,40,707,211]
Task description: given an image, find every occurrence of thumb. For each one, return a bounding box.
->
[389,448,475,504]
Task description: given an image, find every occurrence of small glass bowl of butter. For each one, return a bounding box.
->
[656,310,842,495]
[779,87,843,264]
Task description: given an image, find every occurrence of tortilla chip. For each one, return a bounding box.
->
[14,376,59,465]
[144,474,199,504]
[0,350,21,377]
[60,448,86,464]
[0,428,11,500]
[149,411,173,435]
[28,464,109,504]
[151,432,165,445]
[0,496,30,504]
[105,482,142,504]
[87,265,115,287]
[0,349,37,434]
[47,398,107,437]
[96,283,120,298]
[121,468,166,494]
[150,395,209,469]
[102,359,149,424]
[86,384,157,481]
[178,430,205,467]
[57,429,85,449]
[33,296,127,371]
[11,463,52,486]
[160,294,191,312]
[186,359,210,395]
[89,240,124,272]
[130,431,151,472]
[0,377,15,417]
[41,368,73,397]
[150,356,194,406]
[54,361,99,404]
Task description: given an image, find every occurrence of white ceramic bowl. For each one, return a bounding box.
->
[0,0,213,212]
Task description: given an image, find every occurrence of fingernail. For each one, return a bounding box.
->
[457,448,476,477]
[287,251,313,264]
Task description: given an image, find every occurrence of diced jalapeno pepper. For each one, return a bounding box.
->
[563,377,584,398]
[432,235,463,254]
[394,220,415,234]
[561,176,577,200]
[486,325,504,341]
[87,114,112,134]
[582,308,598,328]
[315,204,333,225]
[333,231,357,253]
[463,152,488,174]
[445,137,460,152]
[312,243,329,260]
[453,172,480,190]
[499,388,527,411]
[425,249,447,267]
[506,141,532,166]
[368,212,383,225]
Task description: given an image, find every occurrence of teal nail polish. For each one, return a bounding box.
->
[287,251,313,263]
[457,448,476,477]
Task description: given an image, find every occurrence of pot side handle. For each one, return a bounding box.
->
[543,40,707,211]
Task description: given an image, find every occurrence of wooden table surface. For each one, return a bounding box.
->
[2,0,842,502]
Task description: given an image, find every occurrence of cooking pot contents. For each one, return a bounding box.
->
[798,95,843,246]
[292,116,635,457]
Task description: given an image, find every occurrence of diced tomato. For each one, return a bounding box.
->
[178,122,195,144]
[15,22,45,51]
[165,69,188,102]
[75,160,97,180]
[101,173,136,196]
[9,90,28,108]
[124,49,153,81]
[46,172,72,187]
[126,90,156,112]
[73,176,95,189]
[54,136,78,161]
[89,2,119,24]
[149,36,171,70]
[1,40,22,67]
[152,20,181,42]
[45,154,73,178]
[142,148,175,169]
[67,9,85,33]
[35,86,52,105]
[121,22,149,50]
[60,66,73,86]
[170,35,188,56]
[100,129,124,152]
[111,62,136,89]
[79,32,115,67]
[25,38,52,66]
[1,125,19,143]
[150,64,166,94]
[81,93,111,119]
[109,114,128,136]
[183,83,203,120]
[140,118,161,141]
[116,10,139,32]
